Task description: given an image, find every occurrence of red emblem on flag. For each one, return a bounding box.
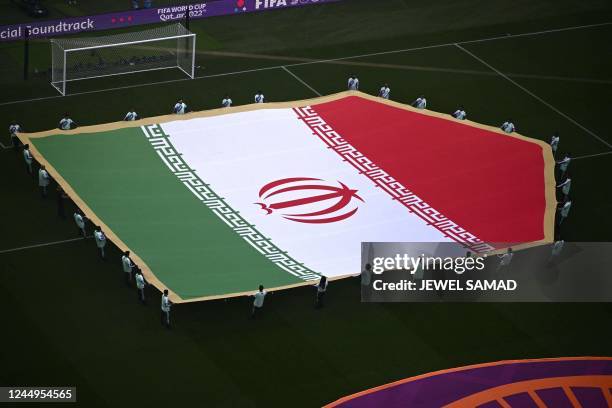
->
[255,177,363,224]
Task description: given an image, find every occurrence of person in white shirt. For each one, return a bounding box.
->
[360,263,373,301]
[251,285,267,318]
[173,99,187,114]
[558,200,572,225]
[135,267,146,304]
[161,289,172,328]
[550,132,560,156]
[549,239,565,261]
[124,110,138,121]
[9,121,22,151]
[59,113,76,130]
[452,107,467,120]
[254,91,265,104]
[23,144,33,174]
[500,119,515,133]
[121,250,135,284]
[378,84,390,99]
[413,258,425,279]
[347,75,359,91]
[361,263,372,287]
[314,276,328,308]
[38,165,50,198]
[412,95,427,109]
[222,95,232,108]
[74,209,87,237]
[557,177,571,200]
[94,226,107,259]
[557,153,571,178]
[496,248,513,271]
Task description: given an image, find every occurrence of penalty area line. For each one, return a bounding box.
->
[572,151,612,160]
[0,237,91,255]
[455,43,612,150]
[281,66,322,97]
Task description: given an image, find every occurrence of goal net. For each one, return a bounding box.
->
[50,24,196,95]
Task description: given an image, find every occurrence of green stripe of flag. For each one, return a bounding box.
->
[32,126,311,299]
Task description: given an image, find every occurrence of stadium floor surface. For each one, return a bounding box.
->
[1,1,611,406]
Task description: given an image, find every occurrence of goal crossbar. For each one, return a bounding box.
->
[56,33,196,53]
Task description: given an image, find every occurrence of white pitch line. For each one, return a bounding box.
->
[0,141,11,150]
[0,65,285,107]
[0,21,609,107]
[455,43,612,149]
[287,21,612,68]
[281,66,322,96]
[459,21,612,45]
[572,151,612,160]
[0,237,89,255]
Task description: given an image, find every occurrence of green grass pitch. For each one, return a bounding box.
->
[1,0,611,406]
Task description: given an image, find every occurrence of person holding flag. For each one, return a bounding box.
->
[94,226,107,259]
[452,107,467,120]
[314,276,328,308]
[23,144,33,175]
[59,113,76,130]
[250,285,267,319]
[496,248,513,271]
[173,99,188,114]
[549,239,565,261]
[412,95,427,109]
[550,132,560,156]
[361,263,372,287]
[557,153,571,178]
[9,121,22,151]
[74,209,87,238]
[135,267,147,304]
[161,289,172,328]
[558,200,572,225]
[501,119,515,133]
[557,177,571,200]
[222,95,233,108]
[124,109,139,121]
[378,84,391,99]
[121,250,135,285]
[38,165,50,198]
[56,186,68,219]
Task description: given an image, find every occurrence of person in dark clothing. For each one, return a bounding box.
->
[56,186,68,218]
[315,276,328,308]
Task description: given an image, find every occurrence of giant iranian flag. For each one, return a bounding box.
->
[24,93,556,302]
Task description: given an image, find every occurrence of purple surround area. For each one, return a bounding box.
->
[0,0,340,42]
[332,359,612,408]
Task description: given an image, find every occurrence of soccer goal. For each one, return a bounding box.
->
[50,24,196,96]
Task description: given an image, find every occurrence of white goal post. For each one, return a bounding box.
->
[50,23,196,96]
